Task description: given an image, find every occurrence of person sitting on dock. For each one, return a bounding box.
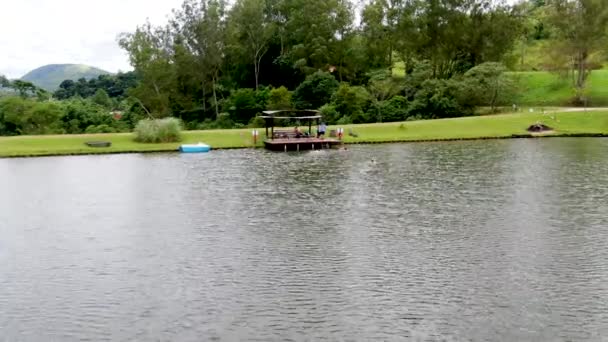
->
[294,126,303,138]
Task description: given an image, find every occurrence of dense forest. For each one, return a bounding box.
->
[1,0,607,136]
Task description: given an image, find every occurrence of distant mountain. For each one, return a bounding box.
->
[20,64,111,91]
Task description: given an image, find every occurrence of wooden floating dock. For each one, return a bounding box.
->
[264,138,342,152]
[259,109,343,152]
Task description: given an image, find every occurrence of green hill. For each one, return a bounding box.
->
[511,70,608,106]
[20,64,110,91]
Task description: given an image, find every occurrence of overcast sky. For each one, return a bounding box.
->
[0,0,184,78]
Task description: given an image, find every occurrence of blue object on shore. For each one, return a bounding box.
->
[179,143,211,153]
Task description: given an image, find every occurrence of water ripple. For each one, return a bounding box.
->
[1,139,608,340]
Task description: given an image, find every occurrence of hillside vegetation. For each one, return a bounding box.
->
[20,64,110,91]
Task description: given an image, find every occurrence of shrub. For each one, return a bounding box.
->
[85,124,116,134]
[319,104,340,124]
[267,86,293,110]
[408,79,474,119]
[332,83,372,123]
[225,88,268,124]
[134,117,182,143]
[92,89,112,108]
[248,116,266,128]
[377,96,409,122]
[215,113,235,129]
[0,97,63,135]
[60,99,114,133]
[463,62,517,111]
[196,119,216,130]
[336,115,353,125]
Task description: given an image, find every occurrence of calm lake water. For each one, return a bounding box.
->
[1,139,608,341]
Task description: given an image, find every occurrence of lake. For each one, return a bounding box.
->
[1,138,608,341]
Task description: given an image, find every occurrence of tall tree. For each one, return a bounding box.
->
[280,0,353,73]
[10,80,39,98]
[119,22,176,116]
[171,0,227,117]
[229,0,274,90]
[361,0,412,72]
[545,0,608,102]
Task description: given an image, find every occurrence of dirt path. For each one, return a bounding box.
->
[551,107,608,112]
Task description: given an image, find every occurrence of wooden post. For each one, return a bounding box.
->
[308,120,312,136]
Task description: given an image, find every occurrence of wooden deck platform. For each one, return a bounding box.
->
[264,138,342,151]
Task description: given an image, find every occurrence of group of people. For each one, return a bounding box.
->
[293,122,327,138]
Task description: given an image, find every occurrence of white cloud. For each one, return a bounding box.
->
[0,0,183,78]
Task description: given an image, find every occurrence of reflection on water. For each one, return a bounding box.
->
[1,138,608,341]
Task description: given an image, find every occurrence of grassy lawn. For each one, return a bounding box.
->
[339,110,608,143]
[1,110,607,158]
[0,129,262,157]
[511,70,608,106]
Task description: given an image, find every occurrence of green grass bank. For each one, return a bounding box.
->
[512,70,608,106]
[1,110,607,158]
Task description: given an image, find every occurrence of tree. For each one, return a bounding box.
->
[0,97,63,135]
[331,83,372,123]
[279,0,353,73]
[409,0,522,78]
[367,70,404,121]
[361,0,414,72]
[171,0,228,118]
[267,86,292,109]
[225,88,268,123]
[229,0,274,89]
[409,79,474,119]
[464,62,517,112]
[119,22,176,116]
[293,71,339,109]
[10,80,38,98]
[545,0,608,103]
[92,89,112,108]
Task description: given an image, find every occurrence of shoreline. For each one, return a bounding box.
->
[1,132,606,159]
[1,110,607,158]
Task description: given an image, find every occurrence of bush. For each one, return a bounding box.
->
[0,97,63,135]
[267,86,293,110]
[60,99,114,134]
[319,104,340,124]
[336,115,353,125]
[215,113,235,129]
[463,62,517,111]
[332,83,372,123]
[293,71,339,109]
[134,117,182,143]
[377,96,409,122]
[408,79,474,119]
[85,124,116,134]
[248,116,266,128]
[225,88,268,124]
